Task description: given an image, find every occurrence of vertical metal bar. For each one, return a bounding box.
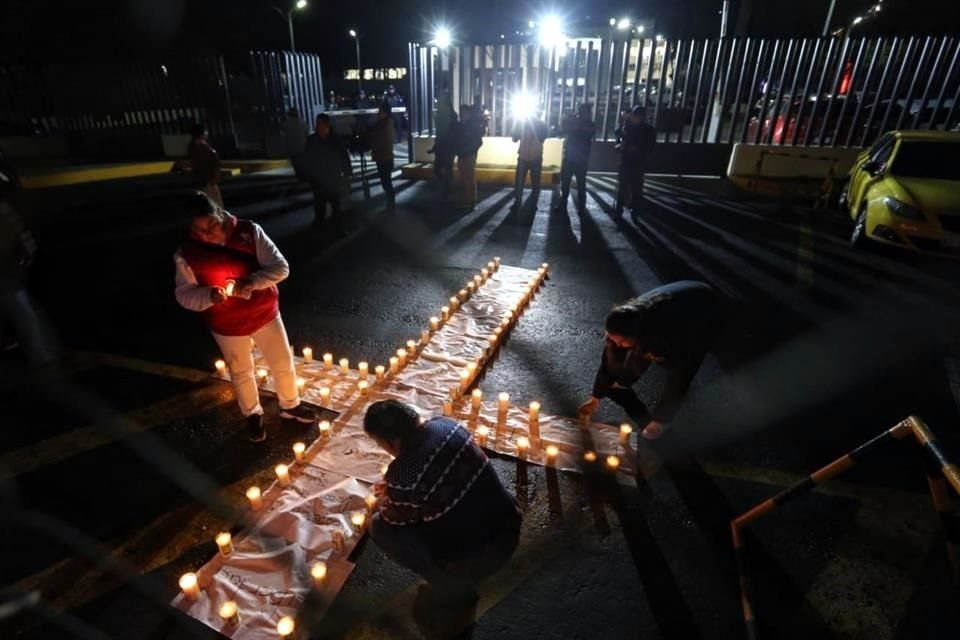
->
[701,37,729,143]
[427,47,435,136]
[879,37,918,135]
[688,39,711,143]
[741,39,768,144]
[583,41,595,122]
[789,38,821,146]
[911,36,950,129]
[630,38,644,109]
[844,38,883,147]
[602,38,617,140]
[652,39,670,131]
[929,38,959,130]
[765,39,796,145]
[545,47,556,127]
[896,36,934,131]
[572,42,583,110]
[943,71,960,132]
[727,38,752,144]
[557,45,569,118]
[665,40,685,142]
[802,37,838,146]
[815,36,850,146]
[829,37,866,148]
[860,37,900,146]
[716,38,740,144]
[752,39,783,144]
[778,38,808,146]
[679,39,697,143]
[615,39,630,123]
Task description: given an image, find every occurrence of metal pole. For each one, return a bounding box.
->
[355,37,362,93]
[288,12,296,52]
[721,0,730,38]
[823,0,838,37]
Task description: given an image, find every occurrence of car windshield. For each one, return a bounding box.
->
[890,141,960,181]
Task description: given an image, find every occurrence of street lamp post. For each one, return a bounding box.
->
[349,29,362,94]
[271,0,307,52]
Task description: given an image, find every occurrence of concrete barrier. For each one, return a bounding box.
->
[726,143,865,198]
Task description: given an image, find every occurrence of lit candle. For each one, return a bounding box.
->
[471,388,483,410]
[351,511,367,533]
[332,530,345,552]
[546,444,559,462]
[214,359,226,375]
[473,274,482,287]
[365,494,378,512]
[458,371,470,395]
[319,386,330,406]
[498,392,510,413]
[375,365,385,381]
[323,353,333,369]
[215,531,233,557]
[420,329,430,345]
[339,358,349,375]
[358,380,368,395]
[541,262,549,271]
[467,281,476,294]
[302,347,313,362]
[224,280,236,297]
[257,368,268,384]
[516,436,529,458]
[311,561,328,586]
[441,306,450,321]
[466,362,478,380]
[481,267,489,280]
[619,423,633,446]
[487,260,495,271]
[500,318,510,329]
[493,256,501,268]
[275,464,290,487]
[583,451,597,463]
[493,326,503,337]
[449,296,459,311]
[606,455,621,471]
[358,361,369,380]
[296,377,306,394]
[488,335,498,350]
[443,399,453,416]
[528,401,541,444]
[219,600,240,625]
[178,572,200,601]
[458,288,468,301]
[293,442,306,463]
[429,316,440,331]
[277,616,296,639]
[318,420,331,438]
[246,486,263,510]
[396,348,407,367]
[528,401,540,423]
[476,425,489,447]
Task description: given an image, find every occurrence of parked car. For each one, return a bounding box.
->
[840,130,960,255]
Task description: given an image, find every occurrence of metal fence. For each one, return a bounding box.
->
[407,35,960,148]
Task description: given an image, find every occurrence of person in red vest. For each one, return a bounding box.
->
[173,192,316,442]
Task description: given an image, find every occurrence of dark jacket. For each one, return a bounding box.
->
[619,121,656,168]
[303,133,352,192]
[592,281,721,422]
[455,118,485,158]
[561,113,596,165]
[367,117,395,164]
[511,119,548,162]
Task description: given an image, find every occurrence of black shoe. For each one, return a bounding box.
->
[280,403,316,424]
[552,201,567,212]
[247,414,267,442]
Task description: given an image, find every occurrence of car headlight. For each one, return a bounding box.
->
[884,197,924,220]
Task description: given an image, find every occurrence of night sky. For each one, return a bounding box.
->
[2,0,958,69]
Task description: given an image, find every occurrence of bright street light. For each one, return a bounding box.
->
[852,15,864,24]
[348,29,361,93]
[512,92,539,120]
[271,1,308,52]
[432,27,452,48]
[348,29,357,37]
[636,26,645,34]
[656,34,664,42]
[296,0,307,8]
[617,18,631,30]
[609,18,617,26]
[537,14,565,49]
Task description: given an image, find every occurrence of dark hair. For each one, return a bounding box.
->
[605,302,643,339]
[190,123,206,139]
[631,105,647,116]
[184,191,217,218]
[364,400,421,443]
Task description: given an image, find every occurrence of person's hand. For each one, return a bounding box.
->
[578,397,600,418]
[210,287,228,305]
[233,277,254,299]
[641,420,667,440]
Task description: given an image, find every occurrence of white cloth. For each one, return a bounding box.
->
[172,220,290,313]
[214,315,299,416]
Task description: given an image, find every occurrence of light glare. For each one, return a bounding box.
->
[537,14,565,49]
[433,27,452,48]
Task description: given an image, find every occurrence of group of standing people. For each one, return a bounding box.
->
[432,97,487,211]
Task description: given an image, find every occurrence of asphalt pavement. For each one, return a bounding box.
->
[2,153,960,640]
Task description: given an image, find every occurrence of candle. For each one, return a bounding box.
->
[528,401,540,423]
[528,402,541,444]
[467,281,476,294]
[498,392,510,413]
[458,288,468,301]
[339,358,349,375]
[323,353,333,369]
[493,256,501,268]
[296,377,306,394]
[458,371,469,395]
[396,348,407,367]
[443,399,453,416]
[493,326,503,337]
[545,444,559,462]
[420,329,430,345]
[178,572,200,601]
[302,347,313,362]
[311,561,328,586]
[449,296,459,311]
[375,365,385,381]
[358,380,368,395]
[319,386,330,406]
[606,455,621,471]
[466,362,478,380]
[365,494,378,512]
[275,464,290,487]
[440,306,450,321]
[293,442,306,463]
[541,262,549,271]
[219,600,240,625]
[473,274,482,287]
[257,368,268,384]
[246,486,263,510]
[500,318,510,329]
[583,451,597,463]
[488,336,498,350]
[332,530,345,551]
[224,280,236,297]
[215,531,233,557]
[389,356,399,374]
[487,260,495,271]
[516,436,529,458]
[471,388,483,409]
[318,420,331,438]
[619,423,633,446]
[476,425,489,447]
[358,361,369,380]
[351,511,366,533]
[277,616,296,639]
[214,359,226,375]
[429,316,440,331]
[481,268,489,280]
[449,384,459,400]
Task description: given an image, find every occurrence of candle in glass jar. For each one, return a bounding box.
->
[179,572,200,600]
[619,423,633,446]
[351,511,366,533]
[440,306,450,321]
[293,442,306,463]
[246,486,263,510]
[275,464,290,487]
[396,348,407,367]
[319,386,330,406]
[296,377,306,394]
[429,316,440,331]
[358,380,368,396]
[318,420,331,438]
[312,557,333,587]
[219,600,240,625]
[214,359,226,375]
[257,368,268,384]
[583,451,597,463]
[339,358,349,375]
[471,388,483,409]
[302,347,313,362]
[442,399,453,416]
[516,436,530,458]
[358,361,369,380]
[323,352,333,369]
[476,426,489,447]
[606,455,621,471]
[545,444,559,462]
[375,365,385,381]
[389,356,399,374]
[365,494,378,512]
[215,531,233,557]
[277,616,296,639]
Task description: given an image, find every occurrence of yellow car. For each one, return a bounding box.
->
[841,130,960,255]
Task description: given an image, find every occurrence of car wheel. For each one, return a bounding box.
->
[850,204,869,248]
